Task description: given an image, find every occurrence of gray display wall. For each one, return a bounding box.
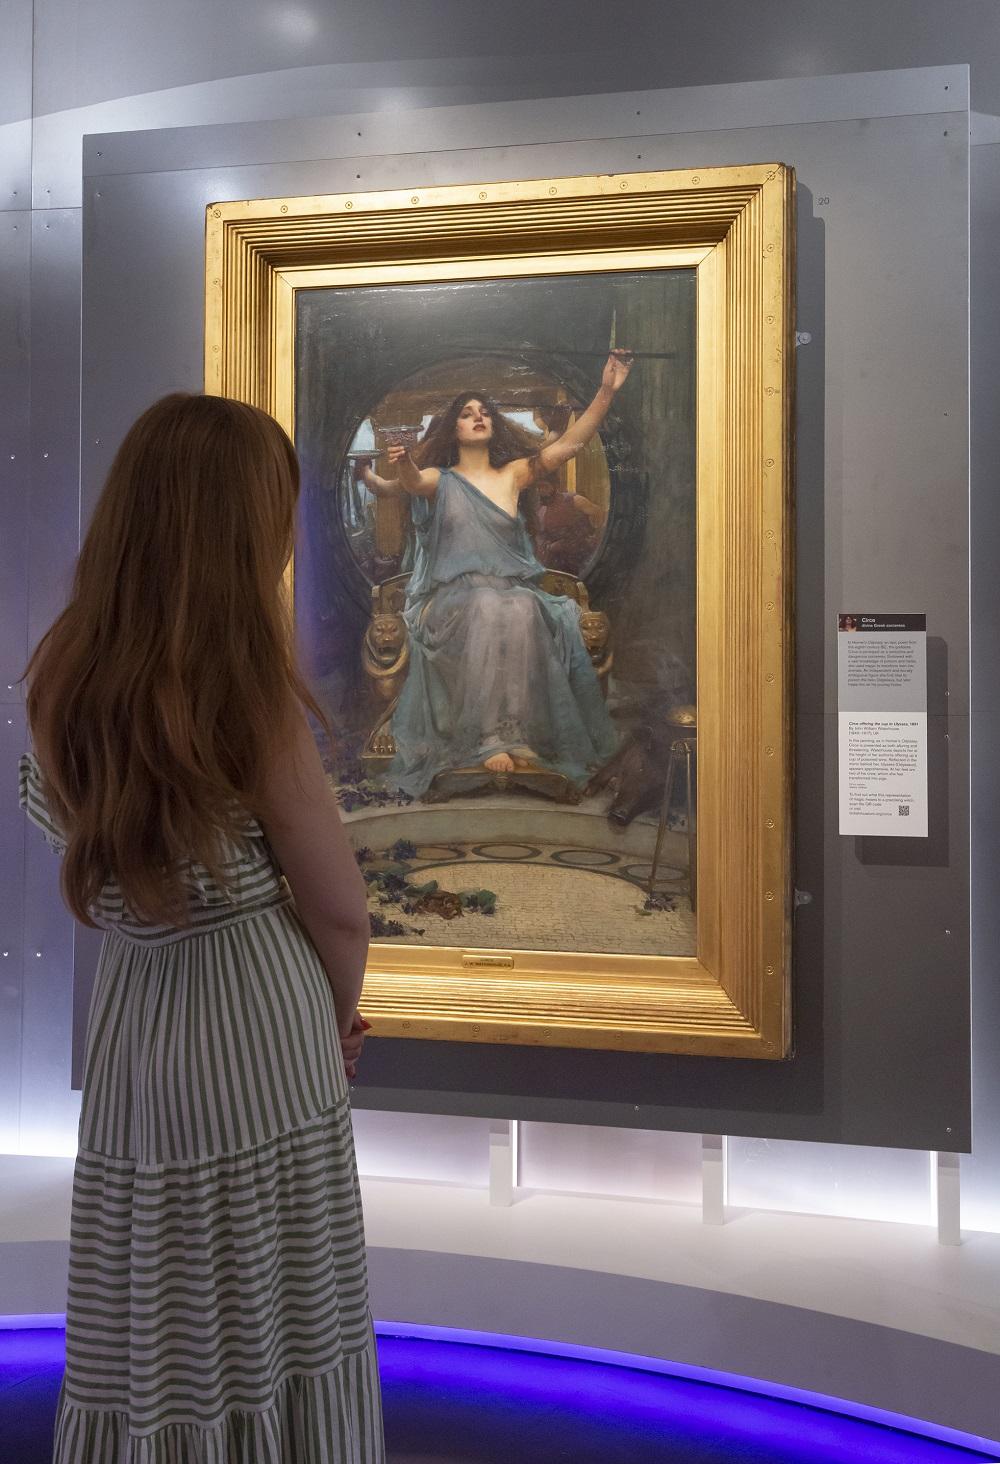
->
[70,66,971,1151]
[969,122,1000,1231]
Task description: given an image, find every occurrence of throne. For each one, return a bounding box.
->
[361,570,612,804]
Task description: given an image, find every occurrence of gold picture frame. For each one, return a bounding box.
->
[205,163,795,1059]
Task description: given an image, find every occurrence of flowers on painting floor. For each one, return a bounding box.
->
[355,844,498,937]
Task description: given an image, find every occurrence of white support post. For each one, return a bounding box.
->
[931,1151,962,1246]
[489,1118,518,1207]
[702,1133,728,1225]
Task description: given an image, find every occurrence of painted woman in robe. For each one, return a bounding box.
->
[382,351,634,797]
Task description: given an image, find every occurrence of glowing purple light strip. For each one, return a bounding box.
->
[372,1320,1000,1458]
[3,1313,997,1457]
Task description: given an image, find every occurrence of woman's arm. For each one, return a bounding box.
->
[362,465,403,499]
[528,351,634,479]
[386,445,440,498]
[257,703,370,1040]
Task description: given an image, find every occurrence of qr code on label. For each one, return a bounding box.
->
[898,805,910,816]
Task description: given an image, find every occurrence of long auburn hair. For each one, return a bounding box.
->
[412,390,543,536]
[411,390,537,470]
[22,393,329,928]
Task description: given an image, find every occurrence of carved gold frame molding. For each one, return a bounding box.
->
[205,164,795,1058]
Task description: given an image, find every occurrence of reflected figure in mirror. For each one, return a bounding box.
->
[534,471,606,576]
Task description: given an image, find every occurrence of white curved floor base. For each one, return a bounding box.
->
[2,1161,999,1441]
[369,1248,1000,1446]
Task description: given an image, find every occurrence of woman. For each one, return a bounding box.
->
[381,350,633,796]
[19,395,384,1462]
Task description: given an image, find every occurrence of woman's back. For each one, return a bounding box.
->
[19,750,289,940]
[19,394,385,1462]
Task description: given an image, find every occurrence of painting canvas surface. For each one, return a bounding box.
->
[295,266,697,957]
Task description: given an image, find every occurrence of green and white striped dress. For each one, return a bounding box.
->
[19,752,385,1464]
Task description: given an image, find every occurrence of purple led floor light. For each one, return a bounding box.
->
[2,1315,998,1460]
[373,1321,1000,1460]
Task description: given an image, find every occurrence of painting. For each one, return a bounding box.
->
[205,164,794,1056]
[294,266,698,962]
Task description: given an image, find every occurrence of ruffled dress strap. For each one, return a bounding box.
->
[18,751,67,854]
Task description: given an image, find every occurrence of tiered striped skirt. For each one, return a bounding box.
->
[52,901,384,1463]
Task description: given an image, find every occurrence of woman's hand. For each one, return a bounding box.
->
[341,1010,372,1082]
[534,350,634,476]
[601,349,635,393]
[384,446,440,498]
